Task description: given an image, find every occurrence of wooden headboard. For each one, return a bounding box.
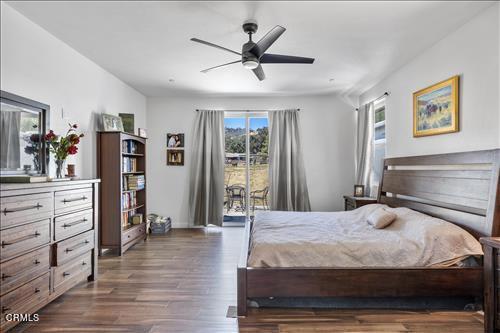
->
[379,149,500,238]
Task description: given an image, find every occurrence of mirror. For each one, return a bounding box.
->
[0,91,49,175]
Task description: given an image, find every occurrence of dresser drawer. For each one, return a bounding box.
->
[0,246,50,296]
[53,251,92,290]
[54,209,93,242]
[0,272,50,327]
[54,230,94,266]
[54,188,93,215]
[0,193,52,230]
[0,219,50,262]
[122,223,145,245]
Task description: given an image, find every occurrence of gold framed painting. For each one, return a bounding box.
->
[413,75,459,137]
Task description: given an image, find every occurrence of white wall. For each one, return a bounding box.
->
[360,3,500,158]
[1,3,146,178]
[147,95,355,228]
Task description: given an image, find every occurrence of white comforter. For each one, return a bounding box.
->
[247,204,483,268]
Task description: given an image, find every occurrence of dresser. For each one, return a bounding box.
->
[343,195,377,211]
[0,179,99,331]
[480,237,500,333]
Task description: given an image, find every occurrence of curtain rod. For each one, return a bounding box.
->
[195,108,300,112]
[355,92,389,111]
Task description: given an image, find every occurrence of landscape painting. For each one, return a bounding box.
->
[413,75,459,137]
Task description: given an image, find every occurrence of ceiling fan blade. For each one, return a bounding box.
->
[252,64,265,81]
[260,53,315,64]
[190,38,241,56]
[201,60,241,73]
[249,25,286,58]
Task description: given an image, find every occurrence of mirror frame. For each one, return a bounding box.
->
[0,90,50,175]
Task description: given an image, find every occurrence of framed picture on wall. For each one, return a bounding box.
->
[413,75,459,137]
[167,149,184,166]
[167,133,184,148]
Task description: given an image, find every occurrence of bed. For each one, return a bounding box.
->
[237,149,500,316]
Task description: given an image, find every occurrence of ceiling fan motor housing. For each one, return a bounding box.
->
[242,41,259,69]
[242,19,258,34]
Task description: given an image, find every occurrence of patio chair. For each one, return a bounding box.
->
[250,186,269,211]
[226,184,246,212]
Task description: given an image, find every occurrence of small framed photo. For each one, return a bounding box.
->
[167,133,184,148]
[167,150,184,166]
[354,185,365,197]
[101,113,124,132]
[138,128,147,138]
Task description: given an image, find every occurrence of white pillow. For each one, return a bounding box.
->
[367,208,397,229]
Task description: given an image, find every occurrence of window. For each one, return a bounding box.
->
[372,99,386,189]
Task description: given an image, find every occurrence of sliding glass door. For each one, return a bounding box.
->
[224,113,269,224]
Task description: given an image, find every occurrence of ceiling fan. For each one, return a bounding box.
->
[190,20,315,81]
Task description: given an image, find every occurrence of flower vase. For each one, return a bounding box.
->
[55,159,66,179]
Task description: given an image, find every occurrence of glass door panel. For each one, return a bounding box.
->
[249,117,269,218]
[224,117,247,224]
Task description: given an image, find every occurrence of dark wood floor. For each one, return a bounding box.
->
[12,228,483,333]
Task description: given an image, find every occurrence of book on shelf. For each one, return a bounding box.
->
[122,174,145,191]
[122,156,138,172]
[122,140,139,154]
[122,191,138,210]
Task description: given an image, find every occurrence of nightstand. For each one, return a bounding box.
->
[480,237,500,333]
[343,195,377,211]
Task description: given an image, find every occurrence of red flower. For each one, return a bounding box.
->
[67,145,78,155]
[44,130,56,141]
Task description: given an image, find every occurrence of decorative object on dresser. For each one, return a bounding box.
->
[479,237,500,333]
[97,132,147,255]
[413,75,459,137]
[343,195,377,211]
[44,123,84,179]
[0,179,99,332]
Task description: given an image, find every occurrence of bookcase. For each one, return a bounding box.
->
[97,132,147,255]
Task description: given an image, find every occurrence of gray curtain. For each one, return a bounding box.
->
[188,110,225,227]
[355,102,374,197]
[269,110,311,211]
[0,111,21,169]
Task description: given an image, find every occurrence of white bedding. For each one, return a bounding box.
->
[247,204,483,268]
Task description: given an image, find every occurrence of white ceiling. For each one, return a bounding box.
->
[6,1,494,97]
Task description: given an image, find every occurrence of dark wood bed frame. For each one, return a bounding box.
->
[237,149,500,316]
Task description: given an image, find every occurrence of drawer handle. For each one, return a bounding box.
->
[1,306,10,313]
[3,203,42,215]
[63,196,88,203]
[63,218,88,228]
[34,287,40,293]
[34,259,41,265]
[65,240,90,252]
[1,231,41,247]
[63,272,70,277]
[1,273,11,280]
[82,261,87,266]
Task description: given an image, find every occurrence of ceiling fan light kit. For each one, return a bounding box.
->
[191,19,315,81]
